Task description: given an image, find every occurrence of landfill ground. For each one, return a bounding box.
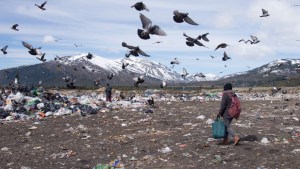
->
[1,87,300,169]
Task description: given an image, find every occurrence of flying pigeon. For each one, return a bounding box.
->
[122,42,150,57]
[222,52,231,61]
[35,1,47,10]
[74,43,83,47]
[170,58,180,68]
[199,33,210,42]
[215,43,229,51]
[183,33,208,48]
[181,68,188,79]
[193,72,206,78]
[86,53,93,59]
[173,10,198,25]
[160,81,167,88]
[122,62,129,69]
[137,13,167,40]
[260,8,269,17]
[22,41,45,56]
[36,53,46,62]
[107,73,114,80]
[153,41,163,44]
[239,35,260,44]
[54,55,63,61]
[11,24,19,31]
[63,76,71,82]
[1,45,8,55]
[131,2,149,11]
[133,75,145,87]
[94,79,101,86]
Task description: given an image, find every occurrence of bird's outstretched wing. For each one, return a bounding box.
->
[22,41,33,50]
[140,13,152,29]
[183,16,198,25]
[41,1,47,8]
[122,42,137,49]
[201,33,209,41]
[137,48,150,57]
[150,25,167,36]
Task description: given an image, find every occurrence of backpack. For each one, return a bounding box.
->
[225,91,241,118]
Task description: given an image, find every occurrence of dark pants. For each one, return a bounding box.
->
[106,95,112,102]
[223,118,234,139]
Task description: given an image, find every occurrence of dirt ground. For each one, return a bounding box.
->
[1,89,300,169]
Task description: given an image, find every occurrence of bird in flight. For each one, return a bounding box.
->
[36,54,46,62]
[11,24,19,31]
[183,33,208,48]
[160,81,167,88]
[1,45,8,55]
[133,75,145,87]
[22,41,45,56]
[107,73,114,80]
[122,42,150,57]
[131,2,149,11]
[74,43,83,47]
[239,35,260,44]
[122,62,129,69]
[170,58,180,68]
[153,41,163,44]
[35,1,47,10]
[181,68,189,79]
[215,43,229,51]
[137,13,167,40]
[260,8,269,17]
[193,73,206,79]
[222,52,231,61]
[86,53,93,59]
[173,10,198,25]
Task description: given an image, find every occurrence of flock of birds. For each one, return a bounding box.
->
[1,1,298,88]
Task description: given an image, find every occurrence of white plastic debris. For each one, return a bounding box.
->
[37,103,45,110]
[1,147,10,151]
[292,117,299,122]
[158,146,172,154]
[196,115,205,120]
[54,108,72,116]
[45,111,54,117]
[261,137,270,144]
[291,149,300,154]
[205,118,214,125]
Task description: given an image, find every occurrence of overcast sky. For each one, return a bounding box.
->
[0,0,300,76]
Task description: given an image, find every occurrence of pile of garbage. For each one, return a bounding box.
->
[1,83,297,122]
[0,84,104,121]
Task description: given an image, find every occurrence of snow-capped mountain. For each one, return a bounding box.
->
[59,54,220,82]
[218,58,300,87]
[1,54,298,87]
[58,54,181,81]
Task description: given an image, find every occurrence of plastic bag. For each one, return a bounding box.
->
[212,117,225,139]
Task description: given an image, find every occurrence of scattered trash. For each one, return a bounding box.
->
[158,146,172,154]
[261,137,270,144]
[92,159,125,169]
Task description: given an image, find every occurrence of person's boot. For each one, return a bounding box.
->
[234,135,240,146]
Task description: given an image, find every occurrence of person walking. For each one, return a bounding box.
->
[217,83,240,145]
[105,83,112,102]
